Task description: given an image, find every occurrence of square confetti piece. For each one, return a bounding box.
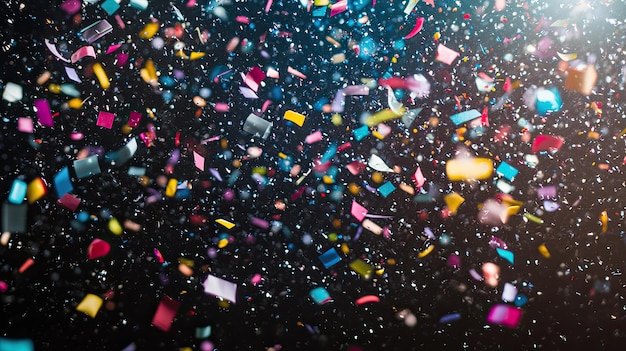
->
[319,248,341,269]
[378,181,396,198]
[97,111,115,129]
[76,293,103,318]
[100,0,120,15]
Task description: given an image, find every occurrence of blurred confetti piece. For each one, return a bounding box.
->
[151,295,180,332]
[0,338,34,351]
[87,239,111,260]
[76,294,103,318]
[355,295,380,305]
[446,157,493,181]
[531,135,564,153]
[92,63,110,89]
[18,258,34,273]
[487,304,522,328]
[482,262,500,287]
[203,275,237,303]
[139,22,160,39]
[538,244,551,258]
[436,44,460,65]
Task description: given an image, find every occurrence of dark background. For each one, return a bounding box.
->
[1,0,626,349]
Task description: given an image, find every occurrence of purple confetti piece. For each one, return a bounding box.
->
[34,99,54,127]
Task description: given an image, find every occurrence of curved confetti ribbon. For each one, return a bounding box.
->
[355,295,380,305]
[404,17,424,39]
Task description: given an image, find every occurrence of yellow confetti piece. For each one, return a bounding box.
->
[349,259,373,279]
[215,219,236,229]
[372,130,385,139]
[48,83,61,94]
[417,245,435,258]
[139,22,160,39]
[364,108,404,126]
[165,178,177,197]
[444,192,464,214]
[557,52,578,61]
[68,98,83,109]
[600,210,608,233]
[524,213,544,224]
[189,52,205,60]
[506,205,521,216]
[76,294,103,318]
[284,110,306,127]
[92,63,110,89]
[538,244,551,259]
[140,59,158,87]
[341,243,350,254]
[218,238,229,248]
[108,217,123,235]
[27,178,47,204]
[315,0,330,6]
[445,157,493,181]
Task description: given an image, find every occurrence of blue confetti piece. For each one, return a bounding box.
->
[8,179,27,205]
[378,181,396,198]
[496,247,514,265]
[54,167,73,197]
[449,109,481,125]
[496,162,519,181]
[353,125,370,141]
[310,287,331,305]
[319,248,341,268]
[100,0,120,15]
[514,293,528,307]
[0,337,34,351]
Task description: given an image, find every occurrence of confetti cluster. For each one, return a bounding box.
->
[1,0,626,349]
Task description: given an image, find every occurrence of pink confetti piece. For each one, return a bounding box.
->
[193,151,205,171]
[244,66,266,92]
[251,273,262,285]
[356,295,380,305]
[264,0,273,13]
[71,46,96,63]
[287,66,307,79]
[531,135,564,153]
[261,100,272,113]
[330,0,347,17]
[346,161,366,175]
[404,17,425,39]
[17,117,34,133]
[213,102,230,112]
[305,130,323,144]
[128,111,142,128]
[436,44,460,65]
[34,99,54,127]
[487,304,522,328]
[60,0,81,15]
[235,16,250,24]
[57,193,81,211]
[116,52,129,67]
[106,43,122,54]
[423,0,434,7]
[413,166,425,189]
[266,67,279,79]
[44,39,71,63]
[351,201,368,222]
[96,111,115,129]
[114,14,125,29]
[87,239,111,260]
[152,296,181,332]
[342,85,370,95]
[250,216,270,229]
